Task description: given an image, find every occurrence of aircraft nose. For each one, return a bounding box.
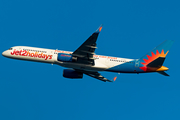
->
[2,51,5,56]
[2,51,7,57]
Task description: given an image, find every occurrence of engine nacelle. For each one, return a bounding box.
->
[57,53,72,62]
[63,69,83,79]
[57,53,77,62]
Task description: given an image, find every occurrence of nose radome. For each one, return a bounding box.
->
[2,51,5,56]
[2,51,7,57]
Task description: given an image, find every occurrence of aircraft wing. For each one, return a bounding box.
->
[76,69,114,82]
[84,72,113,82]
[72,25,103,65]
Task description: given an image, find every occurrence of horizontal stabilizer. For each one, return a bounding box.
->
[147,57,165,67]
[157,71,169,76]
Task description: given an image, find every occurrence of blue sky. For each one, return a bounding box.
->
[0,0,180,120]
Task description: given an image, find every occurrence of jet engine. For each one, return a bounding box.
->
[57,53,77,62]
[57,53,72,62]
[63,69,83,79]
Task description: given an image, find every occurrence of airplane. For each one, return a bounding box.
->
[2,25,174,82]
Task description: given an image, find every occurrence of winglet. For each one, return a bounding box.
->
[106,76,117,82]
[105,76,117,82]
[113,76,117,81]
[95,24,103,33]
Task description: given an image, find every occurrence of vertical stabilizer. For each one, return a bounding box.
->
[138,40,174,72]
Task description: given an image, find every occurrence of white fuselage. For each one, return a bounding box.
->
[2,46,136,72]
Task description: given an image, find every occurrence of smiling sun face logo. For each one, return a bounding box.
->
[139,49,169,72]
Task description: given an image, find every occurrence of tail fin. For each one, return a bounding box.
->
[138,40,174,72]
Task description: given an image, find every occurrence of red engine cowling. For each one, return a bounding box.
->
[63,69,83,79]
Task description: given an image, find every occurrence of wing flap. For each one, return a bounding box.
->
[86,45,97,48]
[80,50,95,54]
[84,72,113,82]
[75,69,113,82]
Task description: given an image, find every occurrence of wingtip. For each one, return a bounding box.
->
[113,76,117,81]
[95,24,103,33]
[108,76,117,82]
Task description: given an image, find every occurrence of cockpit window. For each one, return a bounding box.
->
[8,48,13,50]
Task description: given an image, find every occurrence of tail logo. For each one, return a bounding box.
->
[140,49,168,71]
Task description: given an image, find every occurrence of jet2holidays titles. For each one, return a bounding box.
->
[11,49,52,60]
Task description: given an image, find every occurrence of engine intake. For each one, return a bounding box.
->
[63,69,83,79]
